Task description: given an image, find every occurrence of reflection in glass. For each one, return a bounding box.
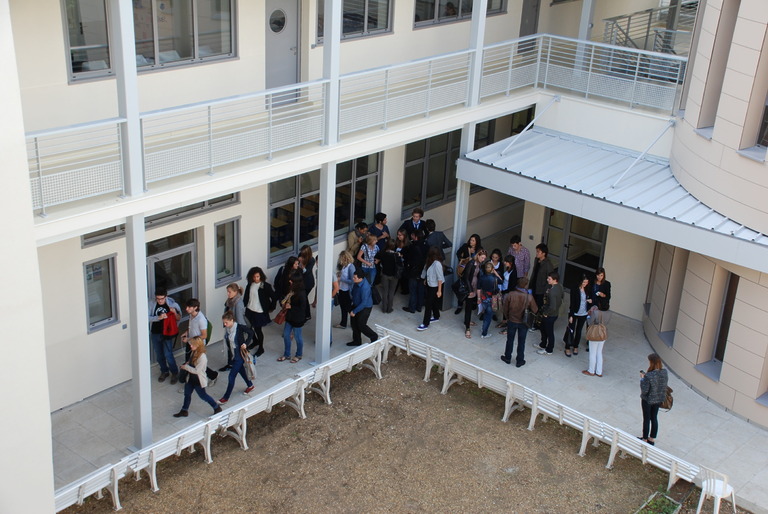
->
[66,0,111,74]
[355,178,376,226]
[569,217,606,241]
[270,177,296,204]
[85,258,114,326]
[270,204,295,258]
[269,10,286,33]
[215,220,238,281]
[300,170,320,195]
[426,154,447,204]
[147,230,195,256]
[300,195,320,246]
[153,252,193,293]
[156,0,195,63]
[134,0,155,64]
[198,0,232,55]
[337,160,353,183]
[403,163,424,212]
[334,184,352,236]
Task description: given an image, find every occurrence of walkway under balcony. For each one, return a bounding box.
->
[52,272,768,512]
[28,34,686,237]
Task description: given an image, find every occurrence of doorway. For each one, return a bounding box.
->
[544,210,607,292]
[265,0,299,91]
[519,0,541,37]
[147,229,198,313]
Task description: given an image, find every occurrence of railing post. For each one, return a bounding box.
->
[383,69,390,129]
[425,61,433,117]
[267,93,274,160]
[585,45,596,100]
[33,137,47,217]
[631,53,642,109]
[644,12,653,50]
[534,37,543,87]
[542,37,552,90]
[506,45,514,95]
[117,123,126,197]
[207,105,214,175]
[140,120,148,192]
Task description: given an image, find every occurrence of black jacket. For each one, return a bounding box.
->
[285,291,308,327]
[243,282,277,315]
[568,287,594,318]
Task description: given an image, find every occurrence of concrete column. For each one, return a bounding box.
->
[315,162,336,363]
[577,0,596,42]
[323,0,342,146]
[452,123,477,288]
[126,214,152,448]
[467,0,488,108]
[109,0,143,196]
[0,0,55,510]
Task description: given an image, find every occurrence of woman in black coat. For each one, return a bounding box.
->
[564,274,593,356]
[243,266,276,357]
[279,272,307,363]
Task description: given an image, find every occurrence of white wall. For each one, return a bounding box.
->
[602,227,655,319]
[539,0,663,39]
[0,0,55,509]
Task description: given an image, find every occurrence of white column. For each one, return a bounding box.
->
[315,162,336,363]
[109,0,143,196]
[313,0,343,362]
[577,0,596,42]
[467,0,488,108]
[452,123,477,281]
[126,214,152,447]
[0,1,55,510]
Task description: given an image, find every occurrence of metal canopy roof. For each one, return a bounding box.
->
[458,127,768,273]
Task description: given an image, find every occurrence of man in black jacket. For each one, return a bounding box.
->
[402,229,427,313]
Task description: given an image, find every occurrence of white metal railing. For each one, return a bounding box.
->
[481,35,686,111]
[26,34,687,215]
[53,339,385,512]
[375,327,703,495]
[601,0,699,53]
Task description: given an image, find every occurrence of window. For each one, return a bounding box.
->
[215,218,240,286]
[64,0,235,80]
[82,194,239,246]
[414,0,505,25]
[84,256,118,332]
[757,99,768,148]
[269,155,380,263]
[317,0,391,40]
[402,121,495,215]
[714,273,739,362]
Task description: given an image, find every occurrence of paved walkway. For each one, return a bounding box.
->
[52,291,768,512]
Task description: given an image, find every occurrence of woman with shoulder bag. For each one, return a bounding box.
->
[564,274,593,357]
[243,267,276,358]
[335,251,356,328]
[219,282,246,371]
[173,337,222,418]
[278,272,307,364]
[639,353,669,445]
[590,267,612,324]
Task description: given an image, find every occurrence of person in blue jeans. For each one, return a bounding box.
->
[218,311,255,404]
[278,273,307,363]
[477,261,499,338]
[148,288,181,384]
[347,270,378,346]
[500,277,538,368]
[173,337,222,417]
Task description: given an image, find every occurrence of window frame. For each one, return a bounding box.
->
[63,0,237,82]
[83,254,119,333]
[413,0,506,28]
[268,154,381,266]
[317,0,393,43]
[214,216,241,287]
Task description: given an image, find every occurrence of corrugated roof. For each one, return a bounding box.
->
[463,127,768,247]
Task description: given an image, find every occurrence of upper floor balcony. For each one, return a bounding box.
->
[25,34,686,226]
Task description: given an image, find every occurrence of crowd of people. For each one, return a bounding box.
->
[150,208,668,442]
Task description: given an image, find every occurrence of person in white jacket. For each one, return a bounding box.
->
[173,337,222,417]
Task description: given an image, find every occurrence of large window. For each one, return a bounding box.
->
[64,0,235,80]
[84,256,118,332]
[269,155,380,263]
[402,120,496,215]
[317,0,391,41]
[215,218,240,286]
[414,0,505,25]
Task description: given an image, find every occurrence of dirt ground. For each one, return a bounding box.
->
[66,353,743,513]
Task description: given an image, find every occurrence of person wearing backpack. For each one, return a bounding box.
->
[639,353,669,446]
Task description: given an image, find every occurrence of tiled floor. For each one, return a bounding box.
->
[52,269,768,513]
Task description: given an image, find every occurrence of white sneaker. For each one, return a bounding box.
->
[536,349,552,355]
[481,333,492,339]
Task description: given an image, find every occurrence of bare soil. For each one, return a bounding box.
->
[66,353,744,513]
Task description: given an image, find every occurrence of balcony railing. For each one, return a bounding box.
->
[25,34,687,216]
[601,0,699,54]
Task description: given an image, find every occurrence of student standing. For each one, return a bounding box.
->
[243,266,276,357]
[148,288,181,384]
[417,246,445,331]
[639,353,669,445]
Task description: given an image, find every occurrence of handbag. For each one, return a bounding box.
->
[273,307,288,325]
[562,324,574,345]
[661,386,674,410]
[241,347,256,381]
[586,322,607,341]
[525,309,541,329]
[452,277,468,300]
[456,257,471,277]
[162,311,179,336]
[491,292,502,312]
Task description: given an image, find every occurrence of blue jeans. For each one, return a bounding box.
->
[283,322,303,358]
[408,278,424,311]
[151,333,179,374]
[222,355,253,401]
[363,266,376,285]
[181,380,218,412]
[481,299,493,336]
[503,322,528,365]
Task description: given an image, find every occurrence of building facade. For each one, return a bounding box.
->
[6,0,768,510]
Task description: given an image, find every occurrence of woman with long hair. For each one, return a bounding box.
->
[639,353,669,445]
[461,249,487,338]
[243,266,276,357]
[357,233,379,285]
[417,246,445,331]
[298,245,316,319]
[565,274,592,357]
[173,336,222,417]
[278,272,307,363]
[477,260,500,338]
[377,239,401,313]
[276,256,300,302]
[219,282,246,371]
[591,267,612,324]
[454,234,483,315]
[395,228,410,294]
[335,250,356,328]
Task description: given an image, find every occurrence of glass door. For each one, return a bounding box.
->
[544,210,607,292]
[147,230,198,316]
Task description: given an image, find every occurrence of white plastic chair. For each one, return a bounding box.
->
[696,466,736,514]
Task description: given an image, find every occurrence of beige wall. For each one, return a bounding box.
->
[673,0,768,234]
[645,251,768,428]
[602,227,655,320]
[539,0,662,39]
